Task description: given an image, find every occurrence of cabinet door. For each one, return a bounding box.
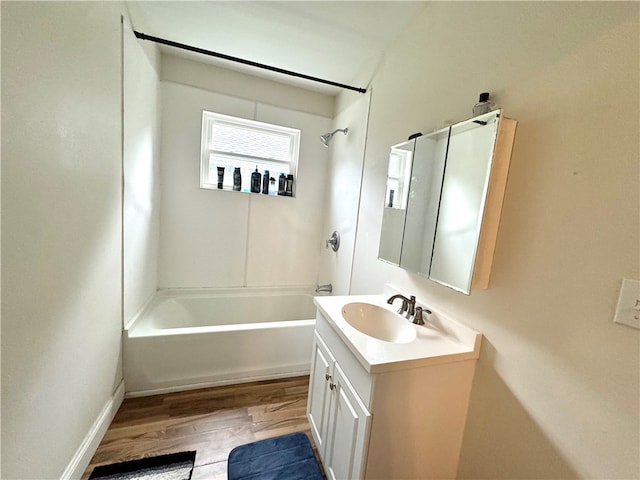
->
[399,127,449,275]
[429,113,500,293]
[379,139,415,265]
[325,364,371,480]
[307,332,334,458]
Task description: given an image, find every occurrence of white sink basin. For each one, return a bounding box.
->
[341,302,416,343]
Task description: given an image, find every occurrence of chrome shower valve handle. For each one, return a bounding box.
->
[325,231,340,252]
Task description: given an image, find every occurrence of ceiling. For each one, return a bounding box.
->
[126,1,427,95]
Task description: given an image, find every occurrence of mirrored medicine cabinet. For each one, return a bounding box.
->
[378,110,517,294]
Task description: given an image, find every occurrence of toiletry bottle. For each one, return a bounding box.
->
[250,166,261,193]
[233,167,242,191]
[472,92,495,116]
[217,166,225,189]
[262,170,270,194]
[388,189,395,208]
[285,174,294,197]
[278,173,286,196]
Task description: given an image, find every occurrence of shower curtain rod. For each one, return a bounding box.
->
[133,31,367,94]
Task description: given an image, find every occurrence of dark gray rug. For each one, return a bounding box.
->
[89,451,196,480]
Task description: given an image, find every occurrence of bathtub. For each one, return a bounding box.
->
[123,287,318,396]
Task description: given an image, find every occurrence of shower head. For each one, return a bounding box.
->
[320,128,348,147]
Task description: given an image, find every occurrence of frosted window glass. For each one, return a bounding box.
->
[211,124,290,161]
[387,154,401,178]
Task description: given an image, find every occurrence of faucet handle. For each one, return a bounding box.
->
[413,306,432,326]
[406,296,416,316]
[413,306,425,325]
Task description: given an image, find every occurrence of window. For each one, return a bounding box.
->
[200,111,300,196]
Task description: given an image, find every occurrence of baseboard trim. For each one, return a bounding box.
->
[125,368,310,398]
[60,380,125,480]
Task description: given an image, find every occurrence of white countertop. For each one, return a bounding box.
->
[314,294,482,373]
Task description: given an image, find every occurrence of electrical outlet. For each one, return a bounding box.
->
[614,279,640,329]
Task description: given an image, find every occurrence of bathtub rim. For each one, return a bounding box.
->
[124,284,322,332]
[128,318,316,338]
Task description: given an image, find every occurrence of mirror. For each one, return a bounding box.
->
[399,127,449,275]
[378,110,514,294]
[378,140,414,265]
[429,114,500,292]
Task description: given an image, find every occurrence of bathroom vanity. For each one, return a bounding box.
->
[307,293,482,480]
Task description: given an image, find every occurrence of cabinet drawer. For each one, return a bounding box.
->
[315,310,373,409]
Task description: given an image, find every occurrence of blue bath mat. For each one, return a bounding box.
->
[227,432,324,480]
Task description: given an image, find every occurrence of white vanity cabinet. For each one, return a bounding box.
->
[308,331,371,480]
[307,301,482,480]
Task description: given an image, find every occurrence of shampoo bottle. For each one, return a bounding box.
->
[278,173,286,196]
[262,170,270,194]
[472,92,496,116]
[285,174,294,197]
[216,166,225,189]
[250,166,261,193]
[233,167,242,191]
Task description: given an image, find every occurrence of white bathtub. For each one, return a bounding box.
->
[124,287,318,396]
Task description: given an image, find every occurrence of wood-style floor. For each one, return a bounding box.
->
[82,376,317,479]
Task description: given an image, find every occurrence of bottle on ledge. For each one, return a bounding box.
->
[233,167,241,191]
[250,166,261,193]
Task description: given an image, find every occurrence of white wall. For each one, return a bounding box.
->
[158,58,333,289]
[161,54,334,118]
[1,2,124,478]
[123,22,161,325]
[317,91,370,295]
[348,2,639,478]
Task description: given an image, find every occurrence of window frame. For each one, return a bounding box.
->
[385,145,413,209]
[199,110,301,194]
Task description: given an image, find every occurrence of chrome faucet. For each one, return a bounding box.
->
[315,283,333,293]
[387,294,431,325]
[387,294,415,317]
[387,293,408,314]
